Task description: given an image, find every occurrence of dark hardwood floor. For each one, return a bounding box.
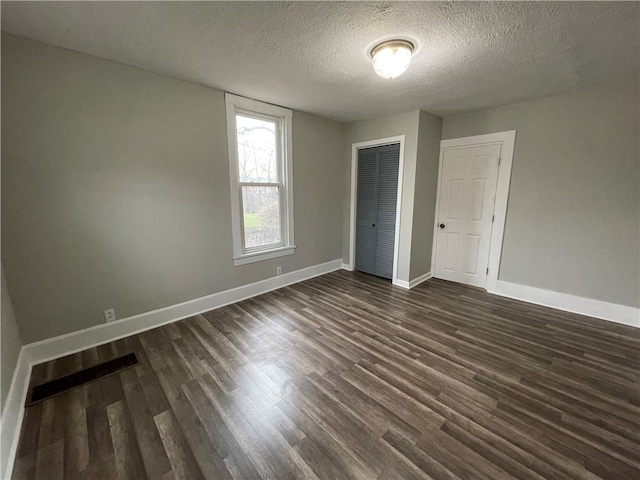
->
[12,271,640,479]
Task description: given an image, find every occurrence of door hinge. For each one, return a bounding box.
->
[498,157,501,165]
[492,215,495,222]
[486,267,489,274]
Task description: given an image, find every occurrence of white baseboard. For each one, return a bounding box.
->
[392,279,409,289]
[409,272,432,289]
[394,271,432,290]
[341,264,431,290]
[1,349,31,480]
[494,280,640,328]
[25,258,343,365]
[0,258,343,479]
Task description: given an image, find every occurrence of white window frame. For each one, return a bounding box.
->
[225,93,295,266]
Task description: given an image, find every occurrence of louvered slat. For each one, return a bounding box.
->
[376,150,399,226]
[356,148,377,225]
[374,229,395,278]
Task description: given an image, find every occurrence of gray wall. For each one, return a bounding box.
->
[443,78,640,307]
[409,111,442,280]
[2,34,344,343]
[343,110,421,282]
[1,265,22,414]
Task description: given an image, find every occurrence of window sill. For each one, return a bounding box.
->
[233,245,296,266]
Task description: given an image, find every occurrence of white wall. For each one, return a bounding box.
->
[409,111,442,280]
[1,34,345,343]
[3,34,637,350]
[442,78,640,308]
[342,110,421,283]
[343,110,443,284]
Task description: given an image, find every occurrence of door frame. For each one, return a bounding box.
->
[348,135,406,286]
[431,131,516,293]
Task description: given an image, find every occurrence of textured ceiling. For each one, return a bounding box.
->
[2,1,638,122]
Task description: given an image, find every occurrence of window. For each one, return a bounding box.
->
[225,93,295,266]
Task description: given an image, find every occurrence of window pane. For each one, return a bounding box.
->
[236,115,278,183]
[242,186,281,248]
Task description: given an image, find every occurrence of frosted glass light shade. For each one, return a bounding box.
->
[371,40,414,79]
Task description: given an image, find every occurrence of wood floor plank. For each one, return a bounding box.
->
[63,388,89,477]
[12,271,640,480]
[34,438,64,480]
[381,427,458,480]
[106,400,148,480]
[15,402,42,460]
[119,368,173,479]
[154,410,204,480]
[11,452,36,480]
[85,402,114,465]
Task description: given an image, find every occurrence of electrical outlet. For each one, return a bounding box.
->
[276,266,282,275]
[104,308,116,322]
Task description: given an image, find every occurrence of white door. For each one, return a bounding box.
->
[434,143,501,287]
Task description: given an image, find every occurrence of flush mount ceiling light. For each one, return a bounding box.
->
[370,39,415,79]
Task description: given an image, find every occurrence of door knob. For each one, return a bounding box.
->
[372,223,376,227]
[439,223,445,229]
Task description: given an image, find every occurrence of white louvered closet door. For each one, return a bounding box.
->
[355,143,400,279]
